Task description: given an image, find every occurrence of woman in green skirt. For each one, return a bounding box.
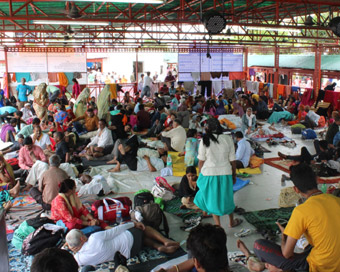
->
[194,118,243,227]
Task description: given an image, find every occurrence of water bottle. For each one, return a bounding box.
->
[167,154,172,168]
[321,183,327,194]
[116,210,122,224]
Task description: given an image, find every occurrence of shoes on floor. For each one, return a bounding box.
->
[182,220,200,232]
[183,216,201,225]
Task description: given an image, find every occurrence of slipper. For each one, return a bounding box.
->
[230,218,243,228]
[234,228,252,238]
[234,206,246,215]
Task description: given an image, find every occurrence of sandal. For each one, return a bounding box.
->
[230,218,243,228]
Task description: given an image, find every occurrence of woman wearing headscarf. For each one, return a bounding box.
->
[241,108,256,135]
[194,118,242,228]
[0,155,15,188]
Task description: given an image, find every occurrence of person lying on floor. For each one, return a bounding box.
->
[29,155,69,210]
[51,178,110,230]
[156,223,230,272]
[66,221,180,266]
[253,163,340,272]
[82,119,113,160]
[235,131,254,169]
[278,140,333,165]
[108,136,167,172]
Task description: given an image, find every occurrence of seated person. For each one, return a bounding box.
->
[107,124,133,164]
[241,108,256,135]
[0,118,17,142]
[13,111,26,131]
[84,119,113,159]
[154,93,166,109]
[160,119,186,152]
[54,132,70,163]
[21,103,34,123]
[135,104,151,132]
[19,136,47,171]
[68,108,99,135]
[51,179,109,230]
[159,84,169,94]
[31,125,52,151]
[16,117,41,140]
[256,96,270,119]
[287,104,306,126]
[253,163,340,272]
[157,224,230,272]
[235,131,254,169]
[0,155,15,188]
[110,108,128,141]
[326,114,340,148]
[31,248,78,272]
[169,94,179,111]
[29,155,69,210]
[0,180,20,213]
[179,129,199,167]
[179,166,199,210]
[66,221,179,267]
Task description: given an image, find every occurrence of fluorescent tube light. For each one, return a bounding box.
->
[66,0,163,3]
[246,26,301,33]
[32,20,110,26]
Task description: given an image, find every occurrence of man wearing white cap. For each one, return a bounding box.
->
[21,103,35,123]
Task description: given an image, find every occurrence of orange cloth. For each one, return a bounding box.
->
[229,72,246,80]
[250,155,264,168]
[277,84,285,96]
[259,82,264,91]
[109,84,117,100]
[58,73,69,87]
[11,73,16,82]
[219,118,237,130]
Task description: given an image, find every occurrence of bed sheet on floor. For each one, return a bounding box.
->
[89,165,180,193]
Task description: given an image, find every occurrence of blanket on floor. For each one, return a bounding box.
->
[264,157,340,184]
[169,152,261,176]
[242,207,294,232]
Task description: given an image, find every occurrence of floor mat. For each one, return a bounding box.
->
[236,167,261,175]
[242,207,294,232]
[264,157,340,184]
[164,197,203,220]
[8,242,185,272]
[168,151,198,177]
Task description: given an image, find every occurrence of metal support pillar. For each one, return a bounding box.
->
[313,45,321,98]
[274,45,280,99]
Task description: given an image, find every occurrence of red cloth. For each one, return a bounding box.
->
[324,91,340,110]
[301,88,315,106]
[229,72,246,80]
[72,83,81,99]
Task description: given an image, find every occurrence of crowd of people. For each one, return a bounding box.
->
[1,74,340,272]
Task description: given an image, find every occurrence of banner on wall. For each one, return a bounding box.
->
[7,52,48,73]
[47,52,87,72]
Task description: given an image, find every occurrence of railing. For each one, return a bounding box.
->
[87,83,137,102]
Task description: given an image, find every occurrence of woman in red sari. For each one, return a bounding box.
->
[51,179,109,230]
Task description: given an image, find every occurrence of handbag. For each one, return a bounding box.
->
[151,184,175,201]
[91,197,131,222]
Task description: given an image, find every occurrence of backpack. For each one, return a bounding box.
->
[302,129,317,140]
[130,203,169,238]
[22,224,64,255]
[134,192,154,209]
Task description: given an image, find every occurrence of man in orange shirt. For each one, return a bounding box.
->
[68,108,99,135]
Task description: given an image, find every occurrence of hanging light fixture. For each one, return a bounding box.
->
[202,11,226,35]
[329,17,340,37]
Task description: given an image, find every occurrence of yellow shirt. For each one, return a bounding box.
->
[284,194,340,272]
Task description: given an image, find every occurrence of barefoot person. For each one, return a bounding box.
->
[1,181,20,212]
[237,239,265,272]
[66,221,179,266]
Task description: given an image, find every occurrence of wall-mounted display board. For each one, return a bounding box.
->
[7,52,48,73]
[47,52,87,72]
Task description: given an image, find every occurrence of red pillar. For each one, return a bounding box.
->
[273,45,280,99]
[244,47,248,93]
[313,45,321,98]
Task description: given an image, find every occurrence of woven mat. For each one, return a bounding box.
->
[264,157,340,184]
[242,207,294,232]
[8,242,185,272]
[164,197,203,221]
